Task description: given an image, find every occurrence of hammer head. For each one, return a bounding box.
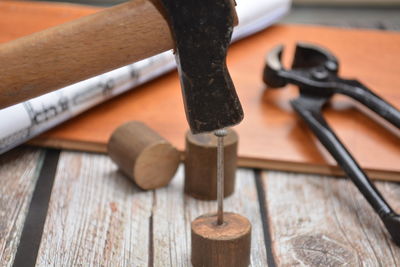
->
[157,0,243,134]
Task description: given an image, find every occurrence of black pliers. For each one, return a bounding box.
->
[263,43,400,245]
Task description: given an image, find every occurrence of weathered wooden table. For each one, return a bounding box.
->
[1,147,399,266]
[2,3,400,266]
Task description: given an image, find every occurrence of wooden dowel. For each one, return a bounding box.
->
[191,212,251,267]
[0,0,173,109]
[184,129,238,200]
[107,121,180,190]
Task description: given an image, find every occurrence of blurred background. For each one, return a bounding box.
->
[30,0,400,31]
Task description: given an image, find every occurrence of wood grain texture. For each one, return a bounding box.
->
[262,171,400,266]
[26,24,400,181]
[184,130,238,200]
[0,0,173,109]
[191,213,251,267]
[35,151,153,266]
[2,2,398,180]
[152,167,268,266]
[108,121,180,190]
[0,148,44,267]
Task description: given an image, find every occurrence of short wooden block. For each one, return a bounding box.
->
[191,212,252,267]
[184,129,238,200]
[107,121,180,190]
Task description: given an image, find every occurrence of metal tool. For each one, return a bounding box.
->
[191,128,251,266]
[263,42,400,245]
[215,128,228,225]
[159,0,243,134]
[0,0,243,134]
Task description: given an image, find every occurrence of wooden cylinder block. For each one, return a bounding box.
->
[191,212,252,267]
[107,121,180,190]
[184,129,238,200]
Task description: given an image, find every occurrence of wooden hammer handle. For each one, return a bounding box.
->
[0,0,173,109]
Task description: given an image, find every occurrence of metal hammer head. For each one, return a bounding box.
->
[263,43,339,88]
[156,0,243,134]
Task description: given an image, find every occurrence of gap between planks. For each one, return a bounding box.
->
[12,149,60,267]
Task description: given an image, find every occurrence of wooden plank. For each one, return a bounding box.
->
[0,148,44,267]
[262,171,400,266]
[31,25,400,181]
[35,151,153,266]
[152,167,268,266]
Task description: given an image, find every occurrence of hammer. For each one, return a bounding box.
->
[0,0,243,134]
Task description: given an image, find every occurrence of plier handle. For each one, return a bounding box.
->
[263,43,400,245]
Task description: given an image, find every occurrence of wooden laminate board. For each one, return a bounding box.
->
[30,26,400,181]
[261,171,400,266]
[0,148,44,267]
[0,0,98,44]
[1,1,399,181]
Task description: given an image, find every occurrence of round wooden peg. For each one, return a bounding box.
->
[184,129,238,200]
[107,121,180,190]
[191,212,252,267]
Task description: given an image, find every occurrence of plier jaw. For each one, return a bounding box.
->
[264,43,342,99]
[263,42,400,246]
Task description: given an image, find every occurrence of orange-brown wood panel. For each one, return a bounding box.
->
[1,1,399,180]
[0,1,99,43]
